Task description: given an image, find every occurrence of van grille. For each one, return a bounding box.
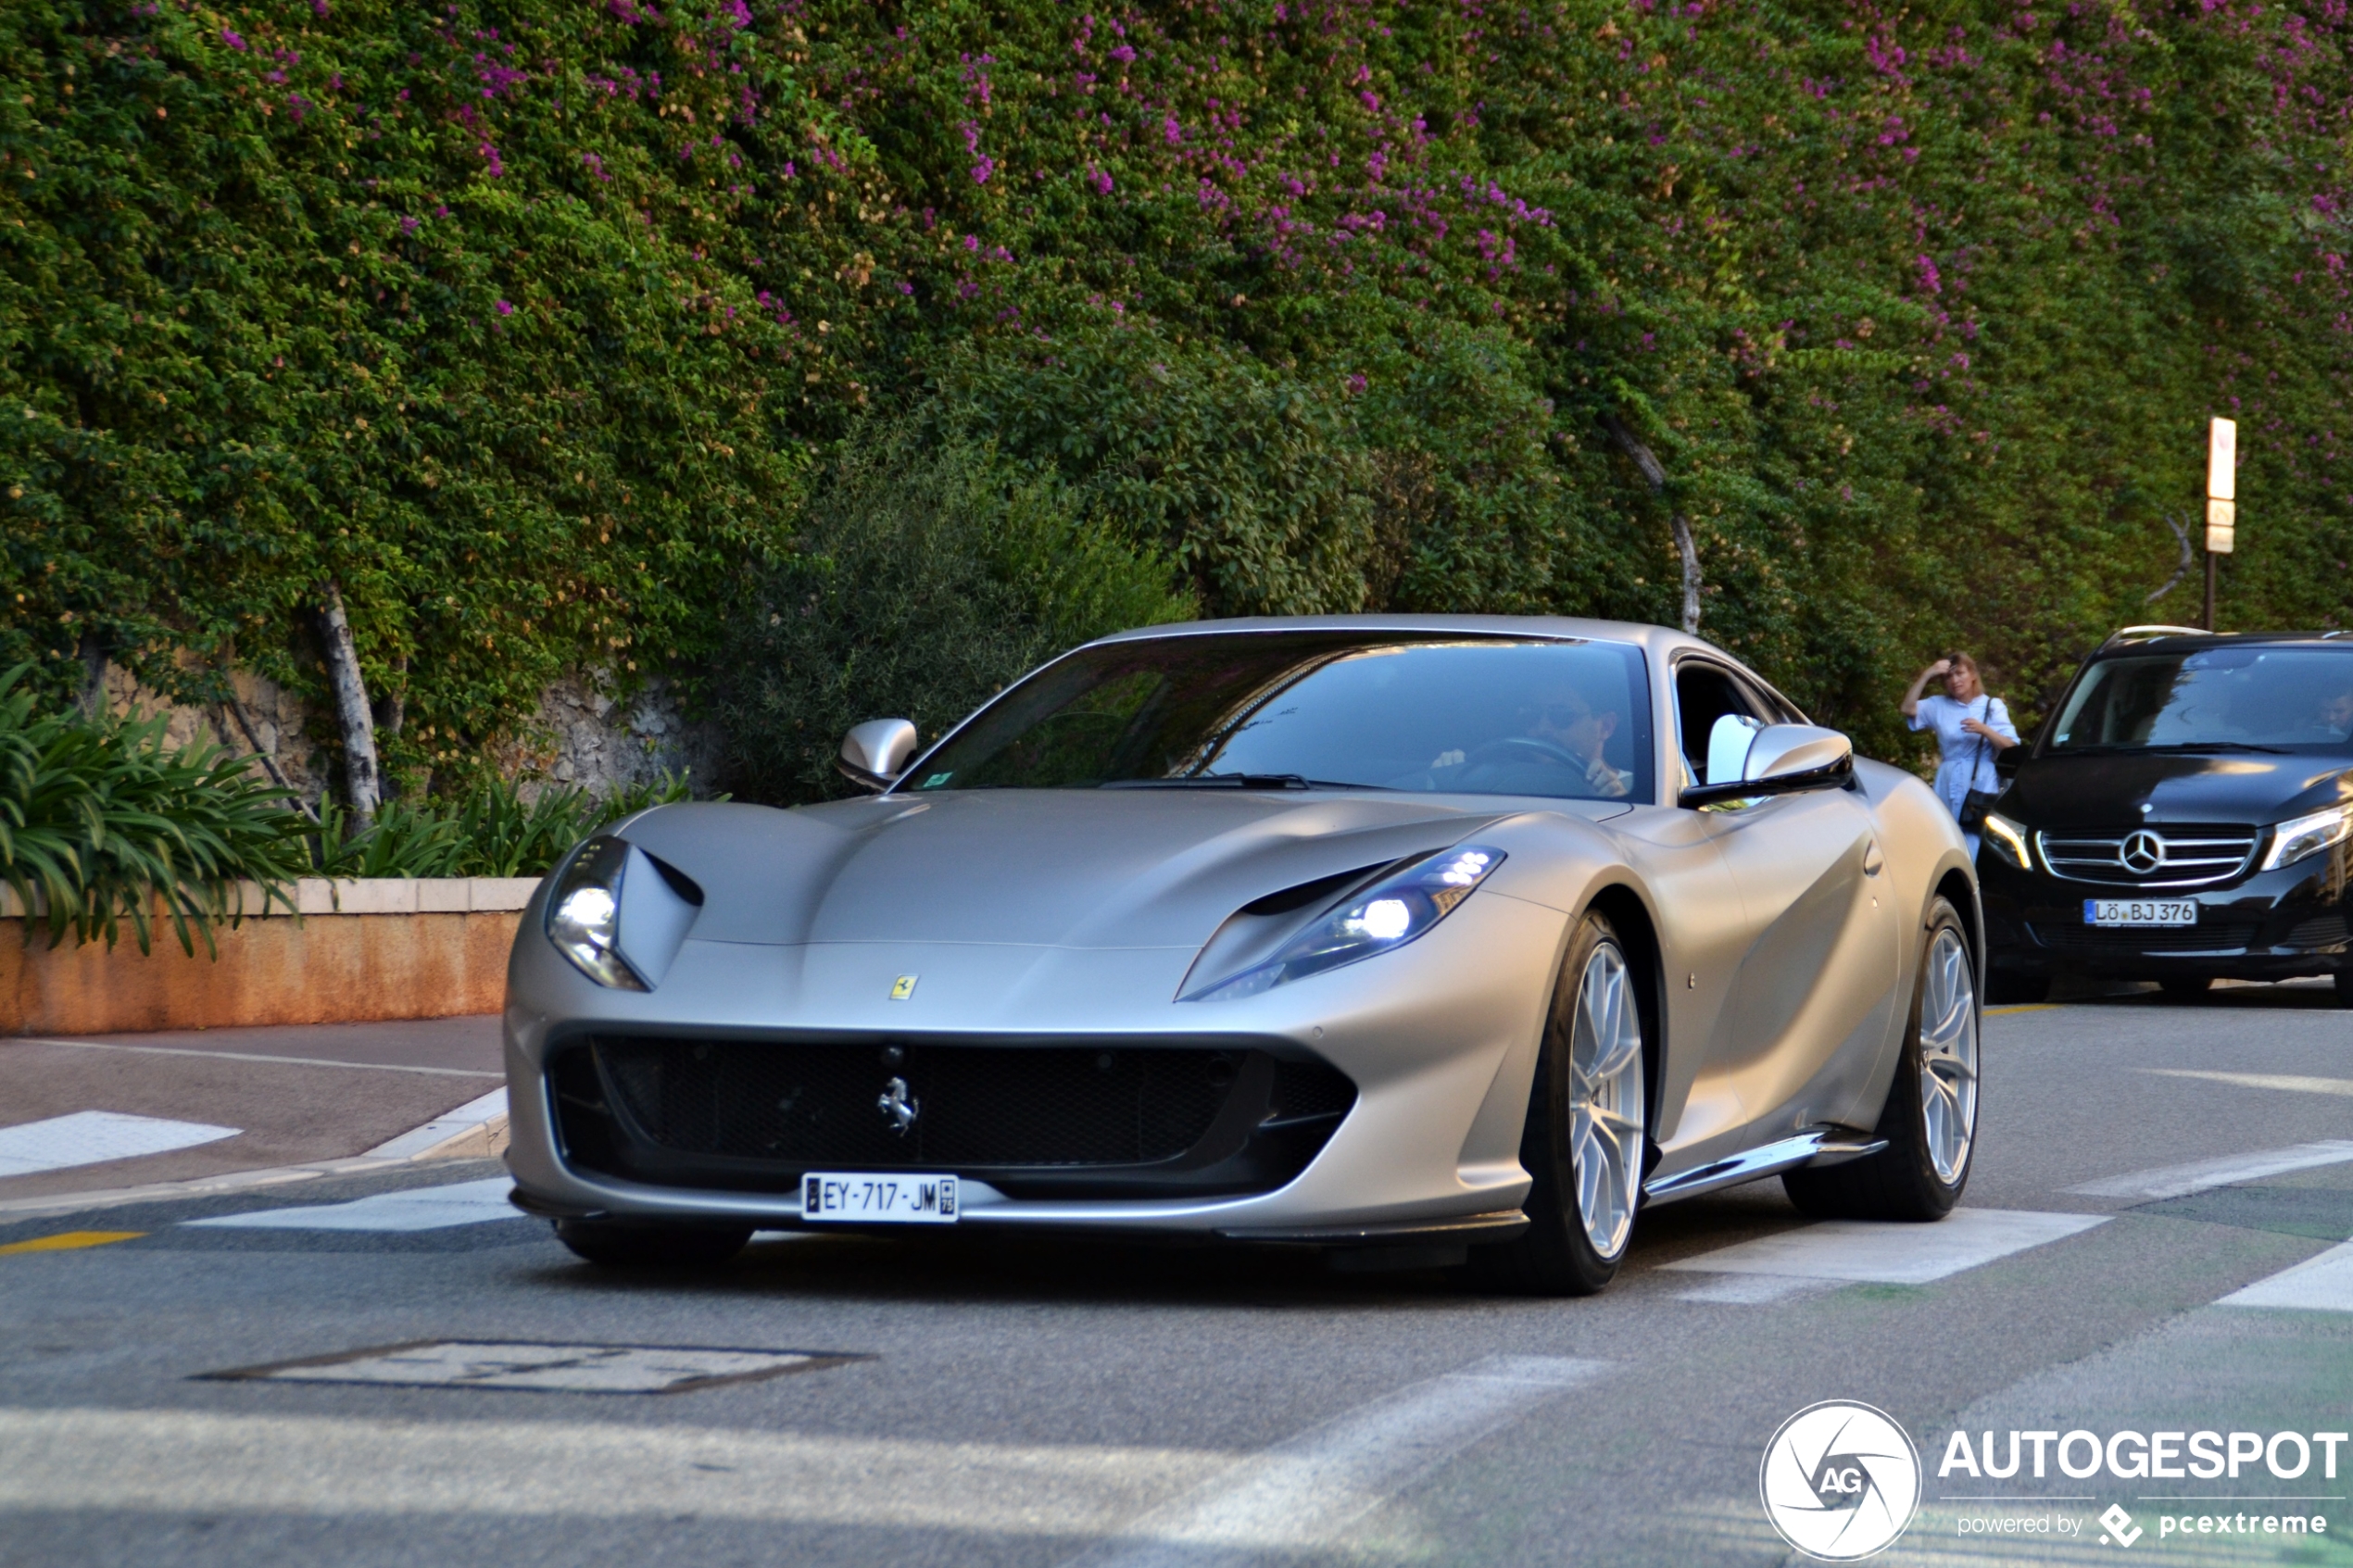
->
[2034,827,2259,887]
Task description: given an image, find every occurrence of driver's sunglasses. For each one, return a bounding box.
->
[1533,703,1594,726]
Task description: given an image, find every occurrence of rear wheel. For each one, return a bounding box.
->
[553,1218,752,1269]
[2158,975,2212,1002]
[1783,897,1977,1221]
[1471,911,1651,1296]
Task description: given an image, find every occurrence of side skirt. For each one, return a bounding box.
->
[1641,1128,1887,1205]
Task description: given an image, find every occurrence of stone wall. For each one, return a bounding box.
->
[95,664,719,806]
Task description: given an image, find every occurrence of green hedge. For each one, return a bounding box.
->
[4,1,2347,791]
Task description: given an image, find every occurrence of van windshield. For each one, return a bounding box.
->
[2049,646,2353,752]
[903,631,1656,803]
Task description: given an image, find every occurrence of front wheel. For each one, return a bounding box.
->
[1783,897,1978,1221]
[1471,910,1652,1296]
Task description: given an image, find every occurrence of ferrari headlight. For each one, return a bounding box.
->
[546,835,647,990]
[1190,846,1505,1002]
[2261,804,2353,872]
[1981,812,2033,872]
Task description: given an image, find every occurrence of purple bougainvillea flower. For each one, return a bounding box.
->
[972,157,995,183]
[221,28,245,49]
[400,215,420,234]
[496,299,513,316]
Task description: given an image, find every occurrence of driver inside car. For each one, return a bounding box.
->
[1415,685,1633,798]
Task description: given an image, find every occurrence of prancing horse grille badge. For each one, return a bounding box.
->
[877,1075,920,1134]
[888,974,918,1001]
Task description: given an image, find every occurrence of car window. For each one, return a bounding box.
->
[1743,678,1806,727]
[907,632,1658,804]
[2049,646,2353,752]
[1674,662,1770,788]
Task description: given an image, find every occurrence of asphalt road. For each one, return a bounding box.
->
[4,988,2352,1568]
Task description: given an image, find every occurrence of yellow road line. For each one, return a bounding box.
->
[1983,1003,2060,1016]
[0,1230,145,1256]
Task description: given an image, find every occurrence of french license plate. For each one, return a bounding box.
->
[801,1173,959,1224]
[2084,898,2196,928]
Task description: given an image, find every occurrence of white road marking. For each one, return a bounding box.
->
[363,1089,508,1159]
[0,1406,1236,1530]
[182,1176,519,1232]
[2143,1069,2353,1098]
[1063,1354,1612,1568]
[2067,1140,2353,1200]
[1668,1273,1840,1305]
[219,1340,832,1395]
[0,1111,241,1179]
[2217,1240,2353,1313]
[1659,1209,2107,1288]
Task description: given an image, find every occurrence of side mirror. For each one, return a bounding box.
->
[837,718,919,793]
[1745,723,1853,784]
[1994,744,2024,781]
[1681,722,1855,809]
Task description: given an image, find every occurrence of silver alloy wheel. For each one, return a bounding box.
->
[1569,939,1646,1260]
[1918,926,1980,1185]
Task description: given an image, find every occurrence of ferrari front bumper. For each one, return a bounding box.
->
[500,889,1569,1242]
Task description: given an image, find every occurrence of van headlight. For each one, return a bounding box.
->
[1981,812,2033,872]
[546,836,647,989]
[2261,804,2353,872]
[1186,846,1505,1002]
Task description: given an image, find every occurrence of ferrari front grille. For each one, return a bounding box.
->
[548,1035,1356,1200]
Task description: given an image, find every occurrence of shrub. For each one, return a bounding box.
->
[715,421,1196,803]
[0,666,309,953]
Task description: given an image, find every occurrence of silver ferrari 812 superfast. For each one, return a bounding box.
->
[503,617,1982,1294]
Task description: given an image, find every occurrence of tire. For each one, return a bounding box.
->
[553,1218,752,1269]
[1984,971,2050,1006]
[1470,910,1653,1296]
[1782,897,1977,1222]
[2158,975,2212,1002]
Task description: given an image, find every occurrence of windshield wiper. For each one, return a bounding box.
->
[1101,772,1389,790]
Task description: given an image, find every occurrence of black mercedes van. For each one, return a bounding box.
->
[1979,628,2353,1005]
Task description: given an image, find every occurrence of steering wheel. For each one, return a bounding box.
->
[1466,735,1582,770]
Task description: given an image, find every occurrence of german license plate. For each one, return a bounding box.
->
[2085,898,2196,927]
[801,1173,959,1223]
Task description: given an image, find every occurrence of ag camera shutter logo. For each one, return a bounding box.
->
[1761,1400,1923,1560]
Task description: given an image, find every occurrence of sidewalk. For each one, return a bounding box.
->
[0,1017,506,1207]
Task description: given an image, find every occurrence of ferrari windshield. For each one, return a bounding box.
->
[904,632,1656,803]
[2049,646,2353,752]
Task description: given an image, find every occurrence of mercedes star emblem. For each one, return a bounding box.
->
[2121,830,2165,875]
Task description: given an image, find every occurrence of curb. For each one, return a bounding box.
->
[0,1091,514,1223]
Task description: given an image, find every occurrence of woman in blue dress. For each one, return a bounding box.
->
[1900,653,2020,854]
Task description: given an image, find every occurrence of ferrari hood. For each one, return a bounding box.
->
[618,790,1530,951]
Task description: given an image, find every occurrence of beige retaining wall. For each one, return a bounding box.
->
[1,878,541,1036]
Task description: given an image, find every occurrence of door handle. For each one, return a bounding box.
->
[1862,840,1884,876]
